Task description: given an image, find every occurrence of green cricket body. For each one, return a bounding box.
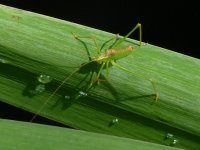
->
[93,45,135,64]
[30,23,158,123]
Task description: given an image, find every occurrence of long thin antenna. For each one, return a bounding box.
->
[30,67,80,122]
[30,60,95,122]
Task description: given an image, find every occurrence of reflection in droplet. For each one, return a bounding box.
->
[37,74,52,84]
[78,91,88,97]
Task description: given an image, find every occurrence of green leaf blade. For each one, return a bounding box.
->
[0,4,200,149]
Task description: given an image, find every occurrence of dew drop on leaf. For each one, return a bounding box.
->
[171,139,178,146]
[166,133,173,139]
[78,91,88,97]
[35,84,46,93]
[111,118,119,124]
[64,95,70,99]
[37,74,52,84]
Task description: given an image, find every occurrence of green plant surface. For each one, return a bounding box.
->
[0,119,183,150]
[0,4,200,150]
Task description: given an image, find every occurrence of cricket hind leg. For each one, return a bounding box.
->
[88,61,110,89]
[112,23,142,48]
[101,34,119,51]
[110,60,159,101]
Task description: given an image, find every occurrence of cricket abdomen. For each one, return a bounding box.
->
[93,45,135,63]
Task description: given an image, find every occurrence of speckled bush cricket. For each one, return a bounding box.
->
[30,23,159,122]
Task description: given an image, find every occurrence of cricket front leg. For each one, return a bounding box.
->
[88,62,106,89]
[71,32,100,54]
[96,61,110,83]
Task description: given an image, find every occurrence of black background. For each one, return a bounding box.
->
[1,1,200,58]
[0,1,200,126]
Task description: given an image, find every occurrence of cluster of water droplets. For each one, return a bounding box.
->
[111,118,119,124]
[37,74,53,84]
[166,133,173,139]
[29,74,53,95]
[165,133,179,146]
[108,118,119,126]
[78,91,88,97]
[63,91,88,101]
[35,84,46,93]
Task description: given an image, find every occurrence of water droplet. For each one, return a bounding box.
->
[78,91,87,97]
[0,58,8,63]
[35,84,46,93]
[166,133,173,139]
[64,95,70,99]
[112,118,119,124]
[37,74,52,84]
[28,84,45,95]
[109,118,119,126]
[171,139,178,146]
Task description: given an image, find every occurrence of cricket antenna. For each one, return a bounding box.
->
[30,68,80,122]
[30,60,94,122]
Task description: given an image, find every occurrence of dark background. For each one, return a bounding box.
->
[1,1,200,58]
[0,1,200,126]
